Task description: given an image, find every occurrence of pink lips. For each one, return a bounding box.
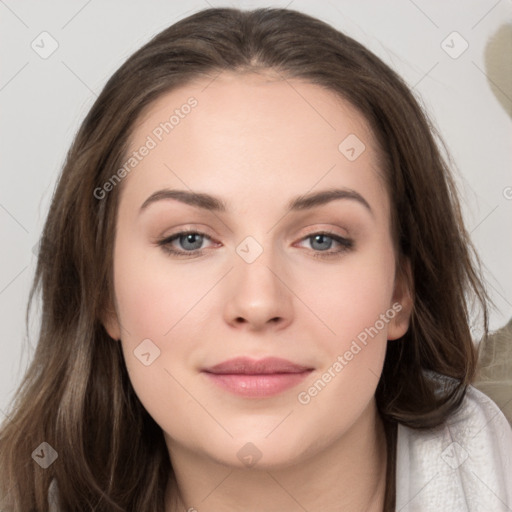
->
[201,357,314,398]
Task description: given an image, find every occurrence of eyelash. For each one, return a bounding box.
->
[156,229,354,259]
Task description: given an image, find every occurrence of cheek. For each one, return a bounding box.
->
[296,241,396,402]
[112,239,222,399]
[291,268,393,430]
[112,244,207,428]
[112,239,214,339]
[301,244,396,345]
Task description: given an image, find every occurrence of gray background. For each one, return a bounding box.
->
[1,0,511,416]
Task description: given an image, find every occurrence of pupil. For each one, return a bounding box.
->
[182,233,202,250]
[313,234,331,251]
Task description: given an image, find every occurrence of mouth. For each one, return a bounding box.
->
[201,357,314,398]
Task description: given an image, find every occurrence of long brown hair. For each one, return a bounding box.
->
[0,7,489,511]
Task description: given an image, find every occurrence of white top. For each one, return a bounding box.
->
[48,384,512,511]
[396,384,512,511]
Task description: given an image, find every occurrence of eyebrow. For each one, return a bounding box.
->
[139,187,373,216]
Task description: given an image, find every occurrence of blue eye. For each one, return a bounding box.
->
[300,232,353,258]
[309,233,342,251]
[173,232,205,251]
[157,231,212,256]
[157,230,353,259]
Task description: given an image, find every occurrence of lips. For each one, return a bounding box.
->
[202,356,313,375]
[201,357,314,398]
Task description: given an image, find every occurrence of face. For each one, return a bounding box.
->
[103,71,412,470]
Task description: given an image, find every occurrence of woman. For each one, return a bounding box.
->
[1,7,511,511]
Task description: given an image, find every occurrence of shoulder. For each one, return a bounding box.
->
[473,317,512,425]
[396,382,512,511]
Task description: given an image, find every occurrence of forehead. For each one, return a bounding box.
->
[119,70,388,219]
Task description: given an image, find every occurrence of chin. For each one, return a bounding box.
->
[204,433,312,471]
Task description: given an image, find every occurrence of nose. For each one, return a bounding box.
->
[223,248,294,332]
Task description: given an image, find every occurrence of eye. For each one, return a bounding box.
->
[156,230,354,259]
[157,230,217,257]
[296,232,354,259]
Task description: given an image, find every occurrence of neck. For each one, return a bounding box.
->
[165,400,388,512]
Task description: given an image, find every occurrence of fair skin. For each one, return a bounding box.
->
[104,70,412,512]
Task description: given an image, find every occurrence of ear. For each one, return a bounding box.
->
[101,300,122,341]
[387,257,414,341]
